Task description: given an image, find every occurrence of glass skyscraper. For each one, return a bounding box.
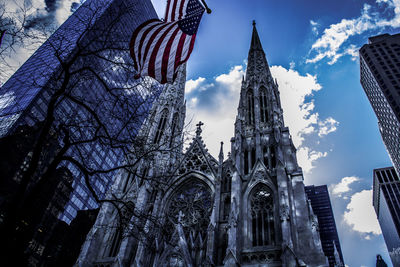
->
[305,185,344,267]
[373,167,400,266]
[0,0,160,223]
[360,33,400,177]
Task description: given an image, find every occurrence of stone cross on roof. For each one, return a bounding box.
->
[196,121,204,137]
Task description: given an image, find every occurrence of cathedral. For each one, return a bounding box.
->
[76,23,328,267]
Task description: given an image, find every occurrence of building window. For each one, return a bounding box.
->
[259,87,268,123]
[154,108,168,144]
[164,180,212,264]
[169,112,179,148]
[263,147,269,168]
[247,89,255,125]
[250,184,275,246]
[108,227,123,257]
[223,196,231,221]
[244,149,249,175]
[270,146,276,168]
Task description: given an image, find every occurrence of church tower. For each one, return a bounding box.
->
[76,24,328,267]
[220,21,327,266]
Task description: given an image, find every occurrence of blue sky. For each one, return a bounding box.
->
[151,0,399,266]
[2,0,400,266]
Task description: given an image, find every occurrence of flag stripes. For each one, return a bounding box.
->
[130,0,204,84]
[165,0,189,22]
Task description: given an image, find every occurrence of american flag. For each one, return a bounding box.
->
[129,0,205,84]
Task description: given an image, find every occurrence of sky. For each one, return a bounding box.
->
[1,0,400,266]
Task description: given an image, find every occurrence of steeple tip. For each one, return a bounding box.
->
[250,20,263,51]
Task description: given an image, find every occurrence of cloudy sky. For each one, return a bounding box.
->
[2,0,399,265]
[151,0,398,266]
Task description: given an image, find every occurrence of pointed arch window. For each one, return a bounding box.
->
[221,171,231,193]
[247,89,255,125]
[165,180,213,265]
[154,108,169,144]
[263,147,269,169]
[223,196,231,221]
[259,87,268,123]
[250,185,275,246]
[108,227,123,257]
[270,146,276,169]
[169,112,179,148]
[244,149,249,174]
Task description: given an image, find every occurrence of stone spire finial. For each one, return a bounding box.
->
[250,20,263,51]
[218,141,224,163]
[196,121,204,137]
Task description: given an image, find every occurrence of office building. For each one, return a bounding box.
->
[373,167,400,266]
[305,185,344,267]
[0,0,159,224]
[360,33,400,176]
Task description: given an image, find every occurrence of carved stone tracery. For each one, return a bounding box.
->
[250,185,275,247]
[164,180,213,266]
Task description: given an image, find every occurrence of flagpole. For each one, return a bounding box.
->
[200,0,212,14]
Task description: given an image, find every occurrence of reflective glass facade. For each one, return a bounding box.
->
[0,0,159,223]
[373,167,400,265]
[360,33,400,176]
[305,185,344,267]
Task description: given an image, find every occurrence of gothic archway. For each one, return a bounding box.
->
[163,178,213,266]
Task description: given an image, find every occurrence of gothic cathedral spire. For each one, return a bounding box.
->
[78,23,329,267]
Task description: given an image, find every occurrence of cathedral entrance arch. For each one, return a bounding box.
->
[158,173,214,266]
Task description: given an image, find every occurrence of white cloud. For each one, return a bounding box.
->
[185,65,245,158]
[307,0,400,64]
[318,117,339,137]
[310,20,319,35]
[1,0,75,84]
[343,189,382,236]
[297,147,327,173]
[331,176,360,196]
[215,65,244,92]
[185,77,205,94]
[186,65,338,173]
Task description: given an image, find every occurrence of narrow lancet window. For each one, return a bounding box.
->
[263,147,269,168]
[244,150,249,174]
[250,185,275,246]
[251,148,256,169]
[154,108,168,144]
[247,89,255,125]
[260,87,268,123]
[109,227,123,257]
[169,112,179,148]
[270,146,276,168]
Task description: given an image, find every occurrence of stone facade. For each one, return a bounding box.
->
[76,23,328,267]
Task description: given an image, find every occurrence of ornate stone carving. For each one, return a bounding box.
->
[178,142,215,175]
[280,204,290,221]
[242,250,281,264]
